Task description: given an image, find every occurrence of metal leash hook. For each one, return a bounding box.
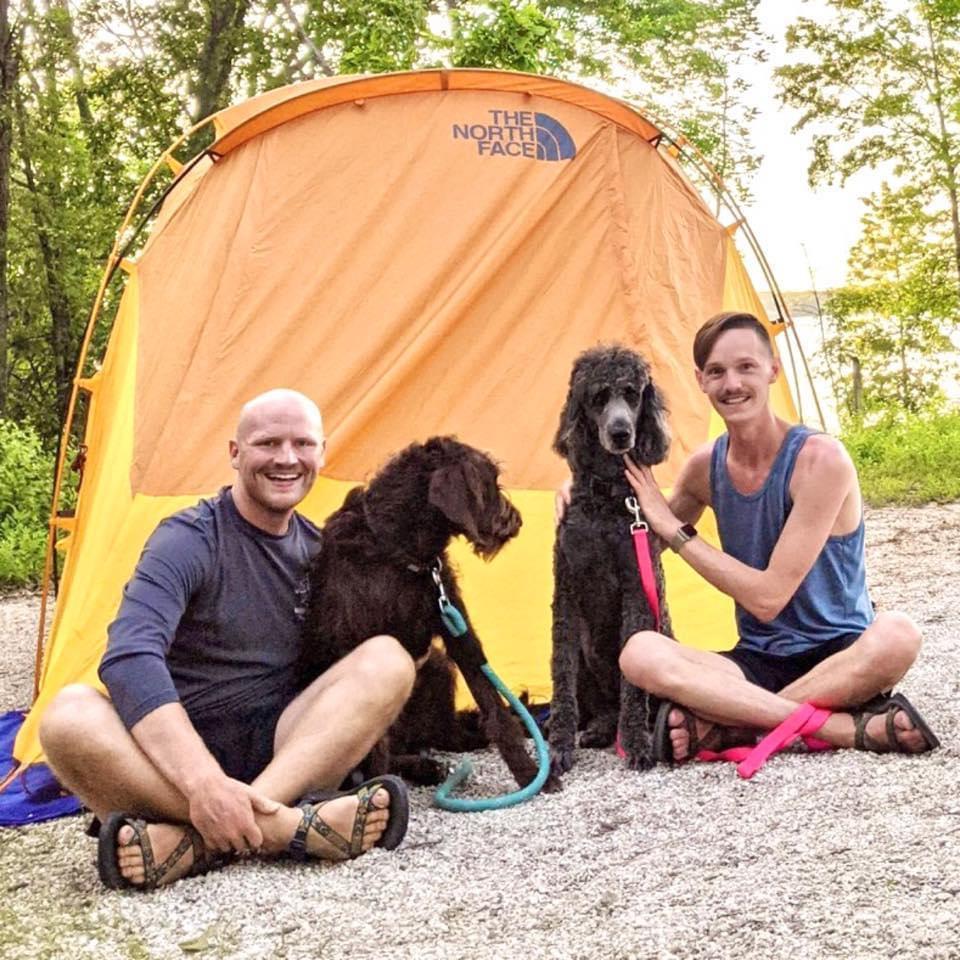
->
[431,558,468,637]
[625,496,648,533]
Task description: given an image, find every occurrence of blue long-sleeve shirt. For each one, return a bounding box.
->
[99,487,322,729]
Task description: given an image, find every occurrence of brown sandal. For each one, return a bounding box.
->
[652,700,759,764]
[853,693,940,754]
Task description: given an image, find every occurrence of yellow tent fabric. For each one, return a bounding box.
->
[14,70,799,769]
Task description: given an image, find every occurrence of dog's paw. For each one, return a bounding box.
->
[623,750,655,773]
[393,754,448,786]
[549,744,574,777]
[540,770,564,794]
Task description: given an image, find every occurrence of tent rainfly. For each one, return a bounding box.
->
[10,69,814,776]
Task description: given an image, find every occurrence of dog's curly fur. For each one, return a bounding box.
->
[549,345,673,777]
[301,435,542,789]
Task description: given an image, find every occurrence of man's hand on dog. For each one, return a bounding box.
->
[623,457,679,540]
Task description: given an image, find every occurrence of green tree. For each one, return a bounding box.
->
[0,0,20,415]
[821,183,958,420]
[777,0,960,285]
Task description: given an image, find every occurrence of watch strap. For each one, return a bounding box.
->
[669,523,698,553]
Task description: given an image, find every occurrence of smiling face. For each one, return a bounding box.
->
[695,327,780,424]
[229,390,325,534]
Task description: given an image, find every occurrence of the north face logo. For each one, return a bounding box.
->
[452,110,576,161]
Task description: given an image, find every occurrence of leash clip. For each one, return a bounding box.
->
[430,558,448,604]
[431,558,468,637]
[625,496,648,533]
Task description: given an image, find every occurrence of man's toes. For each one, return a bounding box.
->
[669,725,690,760]
[893,712,926,752]
[115,825,147,883]
[369,786,390,810]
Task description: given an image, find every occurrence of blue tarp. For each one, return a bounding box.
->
[0,710,83,826]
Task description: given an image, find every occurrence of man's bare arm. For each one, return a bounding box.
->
[625,436,855,621]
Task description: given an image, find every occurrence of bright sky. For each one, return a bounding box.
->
[740,0,881,292]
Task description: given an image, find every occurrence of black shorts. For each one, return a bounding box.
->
[720,634,861,693]
[191,701,287,784]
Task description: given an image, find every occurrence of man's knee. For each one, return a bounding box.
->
[619,631,677,694]
[39,684,113,757]
[857,612,922,677]
[350,635,417,704]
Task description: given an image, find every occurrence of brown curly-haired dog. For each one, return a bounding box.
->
[302,436,542,789]
[550,345,673,777]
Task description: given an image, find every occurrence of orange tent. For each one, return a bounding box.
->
[13,69,815,771]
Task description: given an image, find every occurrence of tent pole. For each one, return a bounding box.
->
[32,118,217,699]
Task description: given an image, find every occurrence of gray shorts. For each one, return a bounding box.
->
[191,701,287,783]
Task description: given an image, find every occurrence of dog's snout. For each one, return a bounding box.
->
[499,497,522,538]
[601,417,636,454]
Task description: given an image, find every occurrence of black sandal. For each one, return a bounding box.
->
[288,775,409,861]
[97,814,219,890]
[853,692,940,754]
[652,700,758,765]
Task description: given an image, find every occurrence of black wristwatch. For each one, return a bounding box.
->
[669,523,698,553]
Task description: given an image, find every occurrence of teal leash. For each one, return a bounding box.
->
[430,560,550,812]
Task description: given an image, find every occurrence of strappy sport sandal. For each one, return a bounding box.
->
[97,814,222,890]
[853,692,940,754]
[288,775,409,861]
[651,700,759,765]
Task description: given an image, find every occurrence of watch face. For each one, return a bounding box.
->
[680,523,697,538]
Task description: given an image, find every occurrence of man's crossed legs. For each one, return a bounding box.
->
[619,611,937,762]
[39,635,416,888]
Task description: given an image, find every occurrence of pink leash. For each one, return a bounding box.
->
[625,496,661,631]
[616,498,662,759]
[696,702,832,779]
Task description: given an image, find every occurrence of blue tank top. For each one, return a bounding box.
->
[710,425,873,656]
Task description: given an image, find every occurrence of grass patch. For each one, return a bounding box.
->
[842,410,960,506]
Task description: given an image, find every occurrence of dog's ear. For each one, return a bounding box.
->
[428,461,482,541]
[553,366,588,460]
[634,378,670,465]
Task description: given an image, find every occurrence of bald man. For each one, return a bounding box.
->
[40,389,415,890]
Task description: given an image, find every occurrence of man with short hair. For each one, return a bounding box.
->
[40,388,414,890]
[617,312,939,762]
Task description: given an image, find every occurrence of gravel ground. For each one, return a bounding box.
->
[1,504,958,960]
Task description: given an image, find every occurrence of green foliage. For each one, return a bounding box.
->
[843,409,960,505]
[0,418,51,587]
[776,0,960,282]
[818,184,959,419]
[451,1,575,74]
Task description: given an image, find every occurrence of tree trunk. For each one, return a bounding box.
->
[925,16,960,287]
[191,0,253,123]
[850,356,863,421]
[14,87,77,425]
[0,0,18,416]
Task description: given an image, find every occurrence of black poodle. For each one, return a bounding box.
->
[302,435,543,789]
[549,344,673,776]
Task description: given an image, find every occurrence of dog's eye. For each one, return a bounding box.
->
[623,386,640,405]
[590,388,610,410]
